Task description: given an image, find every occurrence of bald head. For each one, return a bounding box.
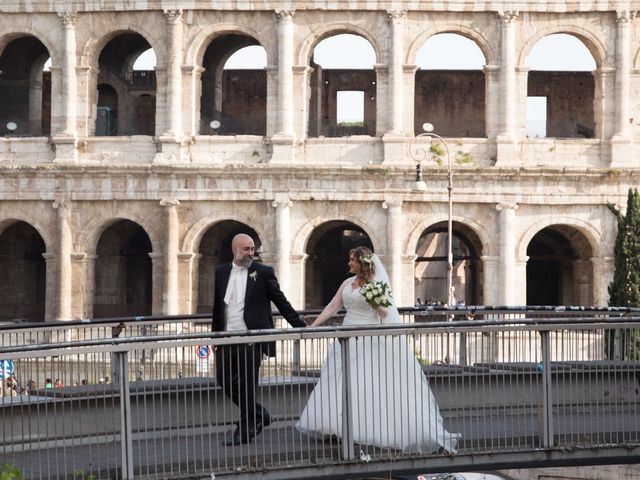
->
[231,233,255,267]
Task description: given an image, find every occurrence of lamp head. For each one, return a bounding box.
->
[209,120,221,130]
[422,122,434,133]
[6,122,17,132]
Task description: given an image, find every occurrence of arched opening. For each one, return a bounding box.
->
[95,33,156,136]
[308,34,377,137]
[526,225,594,306]
[200,36,267,135]
[414,33,486,137]
[96,84,118,136]
[414,222,483,306]
[0,36,51,136]
[0,221,46,322]
[525,34,596,138]
[196,221,261,313]
[93,220,152,318]
[304,221,373,309]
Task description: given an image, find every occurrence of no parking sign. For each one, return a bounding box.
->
[0,359,14,379]
[195,346,211,373]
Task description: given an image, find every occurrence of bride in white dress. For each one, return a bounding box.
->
[296,246,459,454]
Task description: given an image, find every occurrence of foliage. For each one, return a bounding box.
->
[0,463,24,480]
[606,188,640,360]
[73,468,96,480]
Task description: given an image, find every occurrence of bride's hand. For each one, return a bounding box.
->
[376,305,388,318]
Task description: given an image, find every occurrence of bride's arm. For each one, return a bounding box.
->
[375,305,388,319]
[310,279,348,326]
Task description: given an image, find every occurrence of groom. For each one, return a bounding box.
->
[212,233,306,445]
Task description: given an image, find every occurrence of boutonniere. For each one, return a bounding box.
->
[249,271,258,282]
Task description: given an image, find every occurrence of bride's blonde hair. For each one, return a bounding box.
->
[350,246,375,278]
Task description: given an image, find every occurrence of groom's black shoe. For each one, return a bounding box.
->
[224,426,250,446]
[253,414,271,437]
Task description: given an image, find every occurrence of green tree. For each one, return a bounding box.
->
[607,188,640,359]
[0,463,24,480]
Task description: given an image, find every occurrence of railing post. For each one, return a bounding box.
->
[116,350,134,479]
[339,337,355,460]
[539,330,555,448]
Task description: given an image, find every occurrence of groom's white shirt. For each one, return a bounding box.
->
[224,263,248,331]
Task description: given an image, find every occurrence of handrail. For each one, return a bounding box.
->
[2,305,639,332]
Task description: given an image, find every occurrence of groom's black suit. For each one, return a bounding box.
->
[212,261,305,443]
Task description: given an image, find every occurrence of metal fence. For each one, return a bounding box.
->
[1,308,639,479]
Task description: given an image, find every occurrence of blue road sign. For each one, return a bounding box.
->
[0,359,14,379]
[196,346,211,359]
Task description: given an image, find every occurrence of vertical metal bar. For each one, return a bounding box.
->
[540,330,554,448]
[339,337,355,460]
[116,350,134,479]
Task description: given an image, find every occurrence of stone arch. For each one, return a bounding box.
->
[406,26,495,67]
[80,26,165,71]
[407,214,488,305]
[78,213,160,256]
[0,29,60,68]
[518,26,605,69]
[0,218,48,322]
[517,216,603,261]
[0,217,52,254]
[405,213,492,257]
[181,215,271,256]
[297,24,382,67]
[292,214,380,257]
[185,24,273,68]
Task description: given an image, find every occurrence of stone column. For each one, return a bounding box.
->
[496,203,518,305]
[498,11,517,139]
[163,9,184,139]
[614,10,634,139]
[179,252,199,313]
[611,9,635,165]
[272,194,292,293]
[149,252,163,316]
[481,255,500,306]
[386,10,406,136]
[383,199,403,301]
[58,12,78,137]
[53,200,72,320]
[42,253,57,321]
[160,199,180,315]
[274,10,295,138]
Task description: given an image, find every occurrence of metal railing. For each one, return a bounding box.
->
[1,308,640,479]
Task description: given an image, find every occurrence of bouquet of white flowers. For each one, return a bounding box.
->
[360,280,392,309]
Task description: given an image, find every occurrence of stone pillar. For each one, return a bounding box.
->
[614,10,634,139]
[163,9,184,139]
[386,10,406,136]
[383,199,403,302]
[495,11,518,163]
[179,252,199,313]
[160,199,180,315]
[481,255,500,306]
[58,12,78,137]
[289,253,307,309]
[272,194,292,294]
[53,200,73,320]
[593,256,614,307]
[496,203,518,305]
[149,252,163,316]
[611,9,635,165]
[42,253,57,321]
[483,64,501,142]
[274,10,295,138]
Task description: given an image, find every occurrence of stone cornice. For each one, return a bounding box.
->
[1,1,639,14]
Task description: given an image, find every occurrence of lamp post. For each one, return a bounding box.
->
[409,122,454,307]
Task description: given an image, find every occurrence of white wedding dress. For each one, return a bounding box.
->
[296,275,459,454]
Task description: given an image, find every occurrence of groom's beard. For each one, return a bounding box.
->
[235,256,253,268]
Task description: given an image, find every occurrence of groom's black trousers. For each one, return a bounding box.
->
[215,344,269,436]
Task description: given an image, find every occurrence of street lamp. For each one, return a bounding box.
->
[409,122,454,307]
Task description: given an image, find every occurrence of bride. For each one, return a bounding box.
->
[296,246,459,454]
